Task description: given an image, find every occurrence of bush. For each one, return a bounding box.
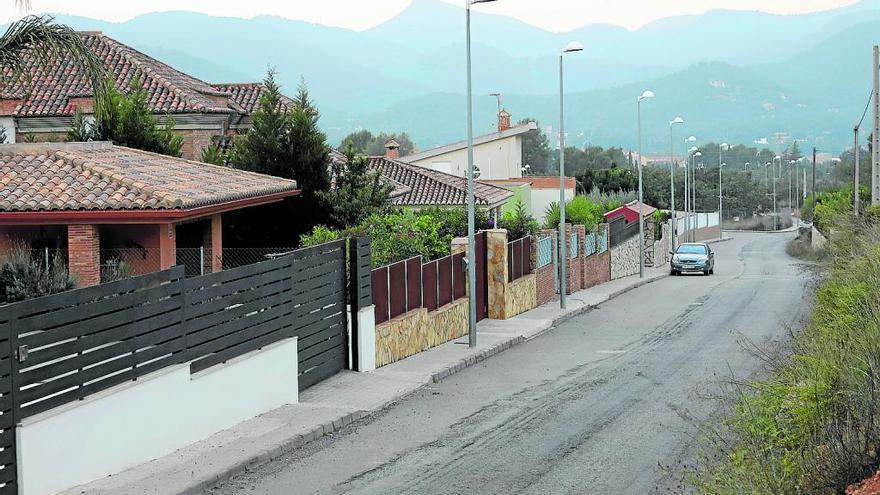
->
[690,215,880,494]
[543,195,604,229]
[299,225,342,248]
[420,206,492,246]
[0,244,75,303]
[812,190,852,234]
[498,199,539,240]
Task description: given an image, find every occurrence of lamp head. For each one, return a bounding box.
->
[694,151,702,157]
[720,142,729,150]
[638,90,655,101]
[470,0,498,4]
[689,146,698,153]
[686,135,697,143]
[670,116,684,125]
[563,41,584,53]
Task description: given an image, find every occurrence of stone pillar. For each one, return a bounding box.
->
[67,224,100,287]
[158,223,177,270]
[485,229,508,319]
[210,214,222,273]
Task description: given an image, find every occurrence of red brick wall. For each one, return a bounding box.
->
[178,129,218,161]
[582,249,610,289]
[565,225,585,294]
[68,224,100,287]
[534,231,556,306]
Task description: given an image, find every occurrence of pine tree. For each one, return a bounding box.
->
[228,69,291,177]
[288,79,331,195]
[93,79,183,157]
[320,144,392,228]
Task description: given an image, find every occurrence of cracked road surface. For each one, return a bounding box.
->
[210,232,810,495]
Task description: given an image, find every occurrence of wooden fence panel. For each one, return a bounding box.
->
[405,257,422,313]
[388,260,407,320]
[422,262,438,312]
[438,255,452,307]
[0,314,17,494]
[372,267,389,325]
[452,252,466,300]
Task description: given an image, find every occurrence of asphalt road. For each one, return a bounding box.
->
[210,231,811,495]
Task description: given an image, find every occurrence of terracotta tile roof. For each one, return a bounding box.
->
[368,156,513,208]
[480,176,577,190]
[0,143,298,212]
[1,33,249,117]
[213,83,295,114]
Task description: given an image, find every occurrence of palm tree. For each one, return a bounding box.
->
[0,2,106,113]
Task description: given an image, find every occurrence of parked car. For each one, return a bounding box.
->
[670,243,715,276]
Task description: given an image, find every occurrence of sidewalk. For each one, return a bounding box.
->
[63,265,670,495]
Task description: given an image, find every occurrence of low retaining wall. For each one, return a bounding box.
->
[812,226,828,250]
[375,298,468,368]
[19,337,299,495]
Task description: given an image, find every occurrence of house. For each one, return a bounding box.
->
[401,111,537,180]
[0,142,300,286]
[479,176,577,224]
[604,200,657,224]
[330,147,514,218]
[0,32,293,160]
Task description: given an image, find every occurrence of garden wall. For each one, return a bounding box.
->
[611,234,640,280]
[375,299,469,367]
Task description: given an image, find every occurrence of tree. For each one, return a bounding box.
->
[200,143,224,165]
[67,108,98,142]
[519,118,552,174]
[339,129,416,156]
[0,13,106,107]
[92,81,183,157]
[319,144,392,228]
[287,79,331,195]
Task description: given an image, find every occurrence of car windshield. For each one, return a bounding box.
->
[677,245,707,255]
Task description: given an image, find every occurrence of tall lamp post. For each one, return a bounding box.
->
[637,90,654,278]
[684,136,697,242]
[690,150,702,241]
[465,0,497,348]
[558,41,583,309]
[719,162,725,240]
[669,117,684,251]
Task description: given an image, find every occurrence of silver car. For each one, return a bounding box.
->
[670,243,715,276]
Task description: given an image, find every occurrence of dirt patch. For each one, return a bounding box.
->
[847,471,880,495]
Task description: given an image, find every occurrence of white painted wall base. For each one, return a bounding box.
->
[18,337,299,495]
[357,305,377,372]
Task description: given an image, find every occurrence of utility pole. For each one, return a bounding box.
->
[855,126,861,216]
[873,45,880,204]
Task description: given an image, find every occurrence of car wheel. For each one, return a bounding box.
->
[670,269,678,276]
[709,268,714,275]
[704,269,710,276]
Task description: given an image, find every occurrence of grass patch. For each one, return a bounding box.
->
[785,227,830,262]
[689,215,880,494]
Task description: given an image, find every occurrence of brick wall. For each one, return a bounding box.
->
[178,129,217,161]
[582,249,610,289]
[534,230,556,306]
[68,224,100,287]
[565,224,585,294]
[17,131,68,143]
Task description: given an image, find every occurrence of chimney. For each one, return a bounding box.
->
[384,139,400,160]
[498,109,511,132]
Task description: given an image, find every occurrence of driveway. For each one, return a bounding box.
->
[209,231,810,495]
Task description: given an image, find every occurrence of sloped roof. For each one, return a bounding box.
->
[603,200,656,220]
[1,32,256,117]
[212,83,296,114]
[480,176,577,190]
[368,156,512,208]
[0,142,298,212]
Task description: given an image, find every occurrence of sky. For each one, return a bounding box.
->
[0,0,862,32]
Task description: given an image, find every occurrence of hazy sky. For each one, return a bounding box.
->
[0,0,861,31]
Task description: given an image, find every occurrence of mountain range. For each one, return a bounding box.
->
[44,0,880,153]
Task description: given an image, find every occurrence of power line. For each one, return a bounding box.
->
[857,88,873,129]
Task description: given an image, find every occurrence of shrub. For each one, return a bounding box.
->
[299,225,342,248]
[498,199,539,240]
[419,206,492,246]
[543,196,604,229]
[690,215,880,494]
[0,244,75,303]
[813,190,852,234]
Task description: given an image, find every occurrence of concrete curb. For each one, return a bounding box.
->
[174,271,671,495]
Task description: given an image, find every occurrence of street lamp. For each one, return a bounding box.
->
[465,0,498,348]
[669,117,684,250]
[684,136,696,241]
[558,40,583,309]
[719,162,725,240]
[691,150,703,241]
[636,90,654,278]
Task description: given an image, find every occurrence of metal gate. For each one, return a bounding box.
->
[0,312,17,494]
[475,231,488,321]
[289,240,349,390]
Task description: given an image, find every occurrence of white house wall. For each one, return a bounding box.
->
[532,187,576,224]
[18,337,299,495]
[409,135,524,180]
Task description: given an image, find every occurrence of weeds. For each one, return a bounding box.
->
[690,214,880,494]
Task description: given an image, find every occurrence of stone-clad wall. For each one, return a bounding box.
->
[504,274,537,319]
[375,299,468,368]
[611,234,640,280]
[653,222,671,267]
